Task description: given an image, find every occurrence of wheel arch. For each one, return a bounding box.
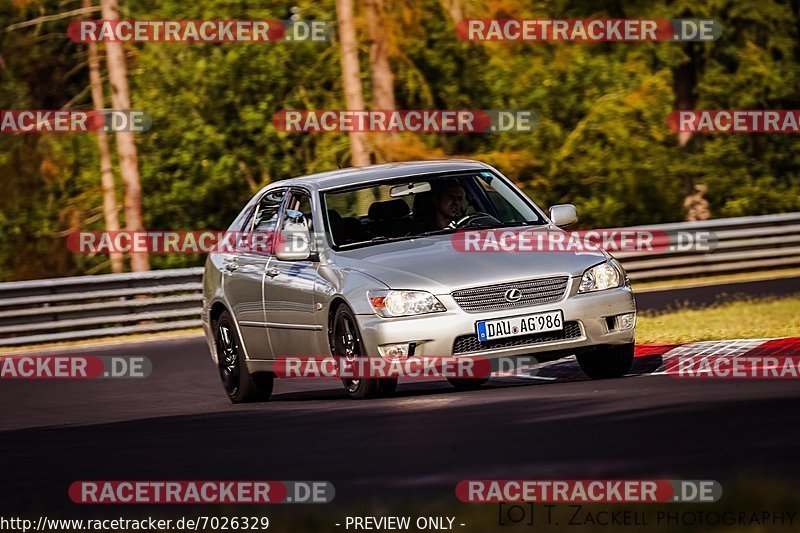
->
[327,296,350,349]
[208,299,253,362]
[210,300,229,327]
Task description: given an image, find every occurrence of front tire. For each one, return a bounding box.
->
[331,305,382,399]
[577,343,635,380]
[215,310,274,403]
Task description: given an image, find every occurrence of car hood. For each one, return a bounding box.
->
[330,230,608,293]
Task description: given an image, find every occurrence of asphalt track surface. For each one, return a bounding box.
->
[2,335,800,513]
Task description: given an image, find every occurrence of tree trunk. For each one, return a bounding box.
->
[440,0,464,25]
[101,0,149,271]
[365,0,395,111]
[85,0,123,273]
[674,56,697,149]
[674,43,701,219]
[365,0,399,163]
[336,0,370,167]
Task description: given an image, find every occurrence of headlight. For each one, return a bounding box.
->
[578,259,625,293]
[367,290,446,317]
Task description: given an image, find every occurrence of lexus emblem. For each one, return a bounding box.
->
[504,288,523,303]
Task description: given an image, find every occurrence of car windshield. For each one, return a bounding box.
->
[322,171,546,249]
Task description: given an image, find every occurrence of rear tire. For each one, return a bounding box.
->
[577,343,635,380]
[215,310,274,403]
[447,377,489,390]
[331,305,381,399]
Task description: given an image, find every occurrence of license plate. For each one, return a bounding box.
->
[476,310,564,341]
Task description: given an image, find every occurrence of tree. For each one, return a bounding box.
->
[335,0,370,167]
[84,0,123,273]
[365,0,395,110]
[100,0,149,271]
[2,0,800,280]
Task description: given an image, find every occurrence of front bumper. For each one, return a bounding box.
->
[356,278,636,361]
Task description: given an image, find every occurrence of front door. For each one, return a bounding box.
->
[222,188,286,360]
[263,189,328,359]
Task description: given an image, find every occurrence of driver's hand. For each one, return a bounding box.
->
[446,209,465,229]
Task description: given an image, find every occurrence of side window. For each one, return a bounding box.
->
[252,190,286,233]
[229,204,256,232]
[279,192,313,229]
[294,192,314,232]
[240,189,286,253]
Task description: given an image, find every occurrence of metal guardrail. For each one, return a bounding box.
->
[615,212,800,280]
[0,213,798,347]
[0,268,203,347]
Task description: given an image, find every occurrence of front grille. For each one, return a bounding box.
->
[453,321,582,354]
[451,276,569,313]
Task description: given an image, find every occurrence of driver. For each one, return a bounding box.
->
[431,179,466,230]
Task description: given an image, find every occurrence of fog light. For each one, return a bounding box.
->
[615,312,636,330]
[378,343,411,361]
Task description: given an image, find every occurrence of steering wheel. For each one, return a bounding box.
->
[447,212,502,229]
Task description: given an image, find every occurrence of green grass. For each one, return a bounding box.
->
[636,296,800,344]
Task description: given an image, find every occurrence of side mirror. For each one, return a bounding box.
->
[275,229,312,261]
[275,210,313,261]
[549,204,578,227]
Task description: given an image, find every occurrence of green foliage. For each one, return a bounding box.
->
[1,0,800,279]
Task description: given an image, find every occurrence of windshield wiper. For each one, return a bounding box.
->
[338,234,413,249]
[415,228,457,237]
[493,221,543,228]
[369,235,411,244]
[453,221,541,231]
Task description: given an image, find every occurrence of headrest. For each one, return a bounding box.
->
[413,191,433,209]
[368,199,410,221]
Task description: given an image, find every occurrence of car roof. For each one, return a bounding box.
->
[263,159,493,192]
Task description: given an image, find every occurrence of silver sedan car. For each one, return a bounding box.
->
[202,160,636,402]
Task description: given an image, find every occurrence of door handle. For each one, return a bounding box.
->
[266,267,280,278]
[223,257,239,272]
